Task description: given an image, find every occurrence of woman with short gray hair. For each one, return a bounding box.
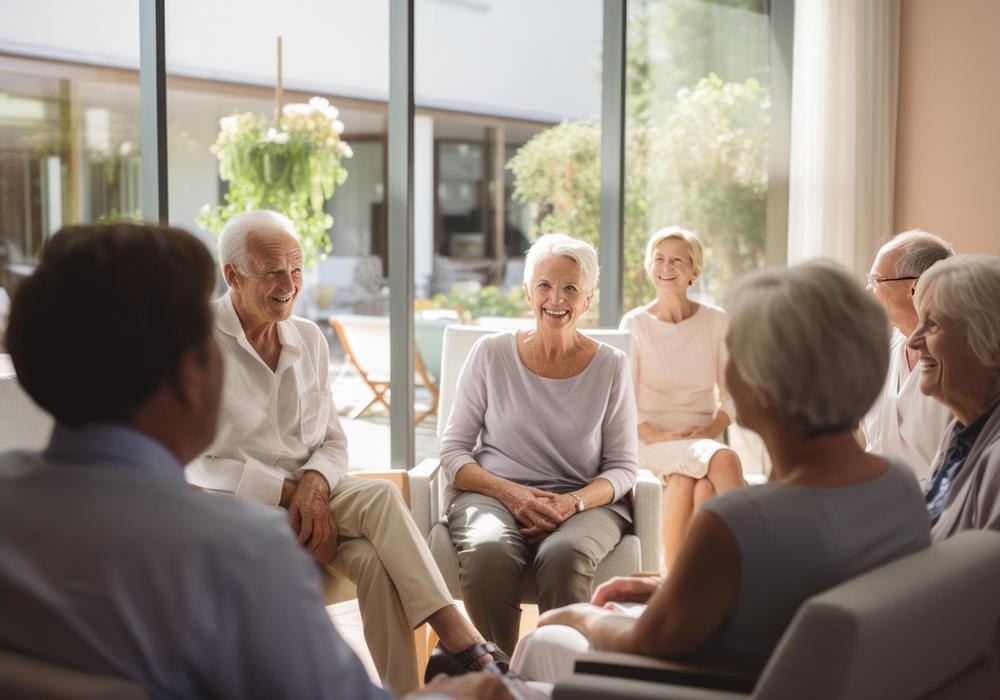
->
[439,233,638,657]
[510,260,929,682]
[908,255,1000,540]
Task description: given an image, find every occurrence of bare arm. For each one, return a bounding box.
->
[614,510,739,657]
[544,510,740,658]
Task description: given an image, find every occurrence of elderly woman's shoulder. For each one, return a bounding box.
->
[697,300,728,320]
[466,329,518,362]
[592,338,630,373]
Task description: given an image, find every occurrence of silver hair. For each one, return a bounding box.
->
[217,210,298,277]
[724,260,890,433]
[523,233,600,293]
[914,255,1000,368]
[891,229,954,278]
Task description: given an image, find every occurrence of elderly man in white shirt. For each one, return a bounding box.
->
[862,230,955,483]
[186,211,503,694]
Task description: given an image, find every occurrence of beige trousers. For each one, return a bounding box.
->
[325,476,452,695]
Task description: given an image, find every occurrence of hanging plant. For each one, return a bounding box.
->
[197,97,352,266]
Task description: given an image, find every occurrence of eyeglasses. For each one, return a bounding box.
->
[865,273,918,289]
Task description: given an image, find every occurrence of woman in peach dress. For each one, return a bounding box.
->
[619,227,744,568]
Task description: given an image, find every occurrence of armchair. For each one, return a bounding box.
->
[553,529,1000,700]
[408,324,662,602]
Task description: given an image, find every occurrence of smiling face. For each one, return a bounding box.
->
[524,254,593,332]
[227,226,303,326]
[649,238,696,293]
[907,304,993,412]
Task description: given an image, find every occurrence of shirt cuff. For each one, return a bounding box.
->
[600,467,638,502]
[234,457,287,506]
[293,459,343,494]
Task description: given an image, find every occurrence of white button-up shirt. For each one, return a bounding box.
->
[186,293,348,505]
[863,330,953,484]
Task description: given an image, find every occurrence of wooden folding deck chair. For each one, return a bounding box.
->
[330,315,440,424]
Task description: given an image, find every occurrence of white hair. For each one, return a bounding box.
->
[217,210,298,276]
[888,229,954,277]
[644,226,705,280]
[523,233,600,293]
[914,255,1000,367]
[724,260,890,433]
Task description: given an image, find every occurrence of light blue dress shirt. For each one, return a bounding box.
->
[0,423,392,700]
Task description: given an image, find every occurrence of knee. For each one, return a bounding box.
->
[665,474,697,499]
[512,625,590,682]
[456,539,524,581]
[709,450,744,483]
[534,538,594,578]
[361,477,403,505]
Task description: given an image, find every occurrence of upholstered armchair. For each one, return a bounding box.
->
[408,324,662,601]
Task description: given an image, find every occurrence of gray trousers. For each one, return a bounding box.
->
[446,491,627,655]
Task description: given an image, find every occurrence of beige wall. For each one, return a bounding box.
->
[894,0,1000,254]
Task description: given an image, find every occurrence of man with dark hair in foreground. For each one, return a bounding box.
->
[0,224,509,700]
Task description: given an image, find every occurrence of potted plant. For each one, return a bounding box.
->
[197,97,352,267]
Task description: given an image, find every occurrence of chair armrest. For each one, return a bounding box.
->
[573,651,759,694]
[554,673,749,700]
[632,469,662,572]
[351,469,410,505]
[409,458,442,538]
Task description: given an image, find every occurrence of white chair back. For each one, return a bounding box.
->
[0,375,53,451]
[437,324,630,439]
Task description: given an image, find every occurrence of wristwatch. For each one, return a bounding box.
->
[570,492,585,513]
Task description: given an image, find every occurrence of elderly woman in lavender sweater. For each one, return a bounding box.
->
[439,233,638,655]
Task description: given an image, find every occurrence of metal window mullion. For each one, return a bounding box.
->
[767,0,794,267]
[388,0,416,469]
[599,0,626,327]
[139,0,168,223]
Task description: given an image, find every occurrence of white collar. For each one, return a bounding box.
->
[214,292,304,369]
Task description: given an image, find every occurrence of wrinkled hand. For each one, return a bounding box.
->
[518,493,578,542]
[591,575,662,607]
[502,484,566,534]
[538,602,607,637]
[288,471,338,564]
[409,671,513,700]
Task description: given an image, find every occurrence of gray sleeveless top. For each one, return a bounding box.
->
[698,460,931,665]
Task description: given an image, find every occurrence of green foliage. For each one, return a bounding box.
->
[96,208,142,224]
[197,98,352,267]
[429,285,529,320]
[508,73,769,309]
[509,0,771,310]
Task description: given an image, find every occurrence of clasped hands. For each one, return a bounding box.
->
[501,484,578,543]
[281,471,339,564]
[652,424,714,442]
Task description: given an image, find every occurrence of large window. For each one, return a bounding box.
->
[0,0,789,472]
[164,1,392,468]
[624,0,773,307]
[0,0,140,293]
[413,0,604,461]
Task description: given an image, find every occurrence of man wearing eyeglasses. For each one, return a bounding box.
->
[861,230,955,483]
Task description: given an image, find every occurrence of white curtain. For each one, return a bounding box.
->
[786,0,900,275]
